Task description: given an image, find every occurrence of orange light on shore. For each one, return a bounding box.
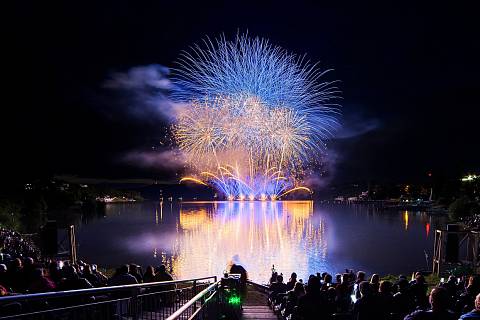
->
[403,211,409,231]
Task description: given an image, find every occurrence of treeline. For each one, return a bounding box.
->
[0,179,143,233]
[446,176,479,221]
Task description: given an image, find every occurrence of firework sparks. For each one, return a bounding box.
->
[171,34,340,200]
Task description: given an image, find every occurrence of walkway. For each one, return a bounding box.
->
[241,285,277,320]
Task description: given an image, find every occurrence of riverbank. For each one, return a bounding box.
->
[0,178,144,233]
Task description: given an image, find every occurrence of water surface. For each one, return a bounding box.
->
[76,201,446,283]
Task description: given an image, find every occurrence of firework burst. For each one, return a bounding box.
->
[172,34,340,200]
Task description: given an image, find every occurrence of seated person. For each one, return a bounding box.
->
[404,287,456,320]
[460,293,480,319]
[269,274,288,305]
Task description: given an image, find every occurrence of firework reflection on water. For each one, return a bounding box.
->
[169,201,328,283]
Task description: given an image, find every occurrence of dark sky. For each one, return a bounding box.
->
[6,2,480,185]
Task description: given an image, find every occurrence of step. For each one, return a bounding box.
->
[242,314,278,320]
[242,305,278,319]
[243,306,271,310]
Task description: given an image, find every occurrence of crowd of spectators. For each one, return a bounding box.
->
[0,228,40,262]
[0,227,178,316]
[268,268,480,320]
[0,257,175,296]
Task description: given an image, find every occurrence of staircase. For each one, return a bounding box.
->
[242,305,278,319]
[241,283,278,320]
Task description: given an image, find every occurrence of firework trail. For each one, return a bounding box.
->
[172,34,340,200]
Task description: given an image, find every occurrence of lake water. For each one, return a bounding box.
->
[76,201,446,283]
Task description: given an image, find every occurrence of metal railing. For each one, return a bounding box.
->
[0,276,217,320]
[166,274,247,320]
[246,280,270,293]
[166,281,220,320]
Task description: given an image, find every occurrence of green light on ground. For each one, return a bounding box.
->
[228,295,241,305]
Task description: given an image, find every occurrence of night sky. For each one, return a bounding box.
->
[6,2,480,185]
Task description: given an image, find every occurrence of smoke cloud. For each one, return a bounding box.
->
[101,64,186,122]
[303,149,341,189]
[104,64,172,90]
[122,150,185,171]
[99,65,190,173]
[334,110,381,139]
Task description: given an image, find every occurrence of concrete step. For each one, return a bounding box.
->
[242,314,278,320]
[243,306,271,310]
[242,305,278,319]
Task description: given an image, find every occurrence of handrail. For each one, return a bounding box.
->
[166,280,219,320]
[246,280,270,291]
[188,289,218,319]
[0,276,217,302]
[0,297,131,320]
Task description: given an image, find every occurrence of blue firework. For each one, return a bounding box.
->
[172,33,341,200]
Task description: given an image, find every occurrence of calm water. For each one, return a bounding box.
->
[76,201,446,283]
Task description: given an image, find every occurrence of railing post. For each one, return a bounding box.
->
[131,287,140,320]
[213,277,219,319]
[193,280,197,312]
[68,225,77,265]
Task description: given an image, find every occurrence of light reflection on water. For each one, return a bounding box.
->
[76,201,445,284]
[172,201,325,283]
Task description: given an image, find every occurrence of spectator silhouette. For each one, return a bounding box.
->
[393,278,415,318]
[8,258,25,292]
[335,273,352,312]
[354,271,366,299]
[108,265,137,286]
[153,265,173,283]
[153,265,175,305]
[47,261,62,284]
[370,273,380,293]
[457,276,480,314]
[335,273,342,286]
[269,271,278,285]
[83,264,103,287]
[286,272,297,291]
[442,275,458,299]
[404,287,456,320]
[460,293,480,319]
[22,257,36,284]
[378,280,394,319]
[143,265,155,283]
[228,255,248,296]
[0,264,8,288]
[282,282,305,318]
[410,274,429,309]
[153,265,175,291]
[28,268,56,293]
[296,275,323,319]
[59,265,93,291]
[129,264,143,283]
[321,273,333,291]
[269,274,288,304]
[352,281,382,320]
